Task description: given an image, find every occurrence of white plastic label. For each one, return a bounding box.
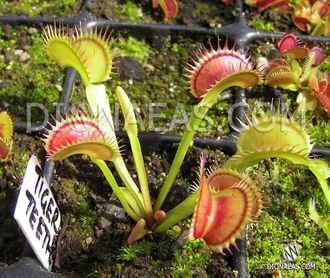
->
[14,155,61,271]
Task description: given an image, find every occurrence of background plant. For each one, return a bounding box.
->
[259,33,329,113]
[245,0,330,36]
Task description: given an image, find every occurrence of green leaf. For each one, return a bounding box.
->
[116,86,153,226]
[86,84,146,218]
[114,187,146,219]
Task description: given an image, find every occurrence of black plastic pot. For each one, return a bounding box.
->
[0,0,329,277]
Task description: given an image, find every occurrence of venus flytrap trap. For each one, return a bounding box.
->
[152,0,178,18]
[0,111,13,161]
[224,108,330,196]
[42,22,116,86]
[188,151,262,252]
[224,107,330,247]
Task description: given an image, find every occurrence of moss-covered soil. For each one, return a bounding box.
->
[0,24,65,122]
[0,0,84,17]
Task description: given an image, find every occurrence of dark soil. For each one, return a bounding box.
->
[88,0,236,28]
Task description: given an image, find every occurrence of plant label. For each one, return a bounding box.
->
[14,155,61,272]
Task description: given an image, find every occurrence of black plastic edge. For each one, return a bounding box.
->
[0,257,71,278]
[232,235,248,278]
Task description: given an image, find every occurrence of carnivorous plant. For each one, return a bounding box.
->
[153,38,263,211]
[187,104,330,251]
[245,0,330,36]
[42,22,262,248]
[42,23,330,253]
[259,33,330,113]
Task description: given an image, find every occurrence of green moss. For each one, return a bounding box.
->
[307,120,330,147]
[75,199,97,228]
[250,18,276,32]
[115,37,151,66]
[122,1,143,22]
[118,241,156,261]
[246,160,330,277]
[319,57,330,76]
[0,166,3,179]
[194,3,212,17]
[172,239,211,278]
[0,0,82,17]
[0,25,63,121]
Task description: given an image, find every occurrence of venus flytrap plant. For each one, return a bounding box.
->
[183,106,330,253]
[42,22,263,248]
[153,39,263,211]
[43,23,148,226]
[223,107,330,247]
[245,0,330,36]
[292,0,330,36]
[41,22,330,254]
[43,22,149,221]
[259,33,330,113]
[0,111,13,161]
[42,23,183,243]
